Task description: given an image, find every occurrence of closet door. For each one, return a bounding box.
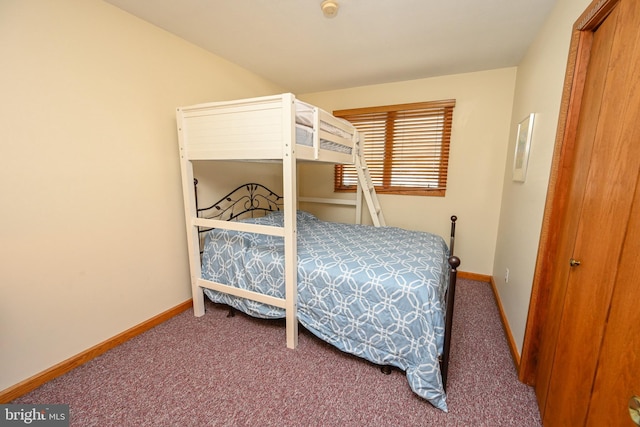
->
[536,0,640,425]
[587,179,640,425]
[585,1,640,423]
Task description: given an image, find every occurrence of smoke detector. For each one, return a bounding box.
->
[321,0,339,18]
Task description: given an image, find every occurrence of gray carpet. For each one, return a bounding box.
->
[13,279,541,426]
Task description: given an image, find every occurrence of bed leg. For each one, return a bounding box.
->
[193,286,206,317]
[227,307,236,318]
[380,365,392,375]
[441,255,460,392]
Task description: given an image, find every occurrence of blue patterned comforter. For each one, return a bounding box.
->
[201,211,450,411]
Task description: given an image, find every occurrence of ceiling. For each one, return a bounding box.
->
[104,0,558,93]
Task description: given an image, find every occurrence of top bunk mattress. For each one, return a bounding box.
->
[294,100,355,155]
[294,100,354,141]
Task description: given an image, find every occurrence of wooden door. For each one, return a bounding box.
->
[533,0,640,425]
[585,1,640,422]
[587,176,640,425]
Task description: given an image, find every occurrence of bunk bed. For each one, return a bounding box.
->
[176,93,460,412]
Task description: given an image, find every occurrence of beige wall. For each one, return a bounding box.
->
[299,68,517,275]
[492,0,593,355]
[0,0,283,392]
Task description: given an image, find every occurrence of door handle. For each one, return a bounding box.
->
[569,258,581,267]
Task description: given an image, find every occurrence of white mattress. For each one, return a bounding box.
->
[295,125,353,154]
[295,100,354,141]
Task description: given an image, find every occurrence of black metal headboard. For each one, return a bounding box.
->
[193,181,284,253]
[194,181,283,220]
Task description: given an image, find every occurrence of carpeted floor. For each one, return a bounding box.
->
[13,279,542,426]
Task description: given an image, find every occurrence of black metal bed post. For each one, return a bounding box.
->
[193,178,199,213]
[193,178,202,255]
[441,215,460,392]
[449,215,456,256]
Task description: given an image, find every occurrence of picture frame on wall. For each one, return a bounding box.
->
[513,113,535,182]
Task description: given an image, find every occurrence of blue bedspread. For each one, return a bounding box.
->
[201,211,450,411]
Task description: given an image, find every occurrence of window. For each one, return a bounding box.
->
[334,99,455,196]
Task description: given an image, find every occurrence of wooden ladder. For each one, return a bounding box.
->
[355,152,386,227]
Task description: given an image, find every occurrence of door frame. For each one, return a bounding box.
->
[519,0,619,385]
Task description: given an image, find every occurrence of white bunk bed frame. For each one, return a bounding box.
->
[176,93,382,350]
